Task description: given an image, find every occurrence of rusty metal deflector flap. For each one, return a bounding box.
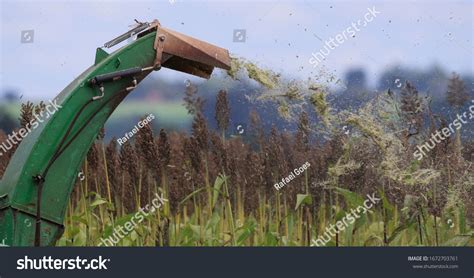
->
[156,27,231,78]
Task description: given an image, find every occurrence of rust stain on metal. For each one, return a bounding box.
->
[156,26,231,78]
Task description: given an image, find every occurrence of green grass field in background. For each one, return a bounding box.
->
[0,100,192,136]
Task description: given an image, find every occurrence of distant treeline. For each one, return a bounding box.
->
[1,64,473,138]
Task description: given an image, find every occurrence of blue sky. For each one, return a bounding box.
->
[0,0,472,100]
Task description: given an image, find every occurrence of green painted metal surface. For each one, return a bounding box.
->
[0,31,159,246]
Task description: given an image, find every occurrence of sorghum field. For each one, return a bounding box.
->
[1,61,473,247]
